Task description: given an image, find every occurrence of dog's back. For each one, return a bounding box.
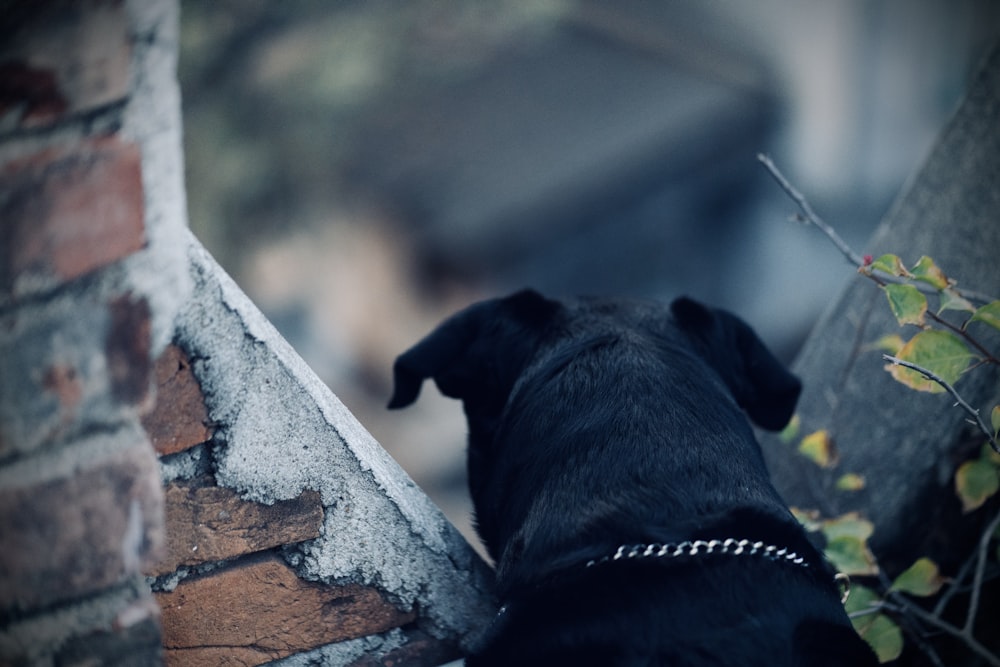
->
[389,290,877,666]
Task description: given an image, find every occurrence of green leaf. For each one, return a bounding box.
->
[790,506,822,532]
[885,330,972,393]
[825,536,879,576]
[971,300,1000,332]
[821,512,875,541]
[798,429,838,468]
[992,405,1000,440]
[836,473,866,491]
[821,513,878,576]
[869,254,910,277]
[778,413,801,444]
[938,287,976,315]
[955,457,999,513]
[844,583,880,615]
[884,283,927,326]
[890,557,946,597]
[859,614,904,663]
[909,255,950,290]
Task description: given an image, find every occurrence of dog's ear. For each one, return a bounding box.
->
[670,296,801,431]
[388,289,560,411]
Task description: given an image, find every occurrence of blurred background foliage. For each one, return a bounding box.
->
[178,0,1000,548]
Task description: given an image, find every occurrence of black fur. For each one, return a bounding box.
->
[389,290,877,666]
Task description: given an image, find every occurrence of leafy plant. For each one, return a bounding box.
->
[759,154,1000,665]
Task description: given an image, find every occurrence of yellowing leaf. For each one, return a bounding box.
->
[869,334,905,355]
[970,300,1000,332]
[836,473,866,491]
[938,287,976,315]
[992,405,1000,440]
[909,255,950,290]
[779,413,801,444]
[955,457,999,513]
[883,283,927,326]
[869,254,909,277]
[798,429,838,468]
[885,330,972,393]
[890,557,946,597]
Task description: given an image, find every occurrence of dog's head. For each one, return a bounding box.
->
[389,290,799,433]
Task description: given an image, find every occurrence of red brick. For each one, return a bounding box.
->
[0,1,129,128]
[142,345,213,456]
[0,136,145,294]
[149,480,323,577]
[106,293,153,406]
[158,555,417,666]
[0,434,164,611]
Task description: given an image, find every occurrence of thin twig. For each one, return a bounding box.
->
[925,310,1000,366]
[757,154,998,304]
[846,603,885,620]
[882,355,1000,453]
[965,509,1000,634]
[884,598,1000,667]
[895,607,949,667]
[757,153,865,267]
[934,539,980,616]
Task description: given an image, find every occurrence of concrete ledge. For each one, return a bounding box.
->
[165,229,495,658]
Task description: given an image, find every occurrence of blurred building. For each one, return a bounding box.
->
[178,0,1000,548]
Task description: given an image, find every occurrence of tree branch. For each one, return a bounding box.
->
[882,355,1000,453]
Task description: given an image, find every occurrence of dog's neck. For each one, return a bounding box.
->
[494,505,831,602]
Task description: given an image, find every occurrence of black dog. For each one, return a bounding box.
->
[389,290,877,666]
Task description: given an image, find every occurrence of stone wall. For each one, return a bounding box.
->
[0,2,493,665]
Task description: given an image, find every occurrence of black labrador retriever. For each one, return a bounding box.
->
[389,289,877,666]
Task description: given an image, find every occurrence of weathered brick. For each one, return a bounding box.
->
[0,430,164,612]
[0,575,160,666]
[0,291,153,458]
[0,136,145,296]
[157,555,417,666]
[149,479,323,577]
[0,0,129,128]
[141,344,212,456]
[107,292,153,406]
[54,616,162,667]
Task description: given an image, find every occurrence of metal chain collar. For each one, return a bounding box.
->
[584,538,851,603]
[585,538,809,569]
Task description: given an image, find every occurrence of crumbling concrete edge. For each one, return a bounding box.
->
[173,229,496,650]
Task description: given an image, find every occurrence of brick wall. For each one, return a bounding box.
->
[0,2,494,665]
[0,1,188,664]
